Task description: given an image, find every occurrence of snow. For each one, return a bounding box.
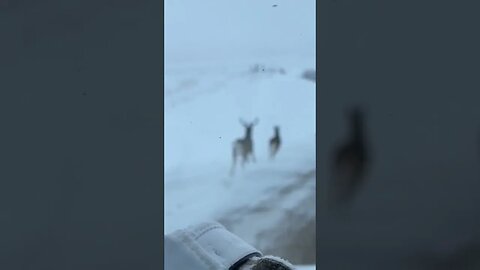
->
[165,0,316,267]
[163,40,316,267]
[296,266,316,270]
[164,60,316,266]
[164,58,316,250]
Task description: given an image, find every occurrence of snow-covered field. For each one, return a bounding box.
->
[164,57,316,267]
[164,0,316,268]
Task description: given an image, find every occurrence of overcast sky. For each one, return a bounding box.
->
[165,0,316,63]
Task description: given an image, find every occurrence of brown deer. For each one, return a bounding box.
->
[230,118,259,176]
[269,126,281,160]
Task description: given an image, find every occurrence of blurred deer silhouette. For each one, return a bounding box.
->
[329,106,370,210]
[269,126,281,160]
[230,118,259,176]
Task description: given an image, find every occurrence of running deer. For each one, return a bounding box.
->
[269,126,281,160]
[329,106,370,209]
[230,118,259,176]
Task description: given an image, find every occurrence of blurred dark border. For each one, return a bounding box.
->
[0,0,163,269]
[318,0,480,269]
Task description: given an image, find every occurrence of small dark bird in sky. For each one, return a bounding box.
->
[272,4,278,7]
[329,106,370,210]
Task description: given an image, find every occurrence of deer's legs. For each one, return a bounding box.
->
[241,155,246,168]
[230,146,238,176]
[271,148,278,160]
[251,152,256,163]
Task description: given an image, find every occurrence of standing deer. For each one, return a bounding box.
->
[329,106,370,210]
[230,118,259,176]
[269,126,281,160]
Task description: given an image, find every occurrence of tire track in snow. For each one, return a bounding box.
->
[217,169,316,264]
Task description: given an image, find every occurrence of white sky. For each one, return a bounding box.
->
[165,0,315,63]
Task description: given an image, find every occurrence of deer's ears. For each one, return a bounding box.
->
[239,118,259,126]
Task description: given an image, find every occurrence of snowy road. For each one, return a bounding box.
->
[218,169,316,264]
[164,56,316,268]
